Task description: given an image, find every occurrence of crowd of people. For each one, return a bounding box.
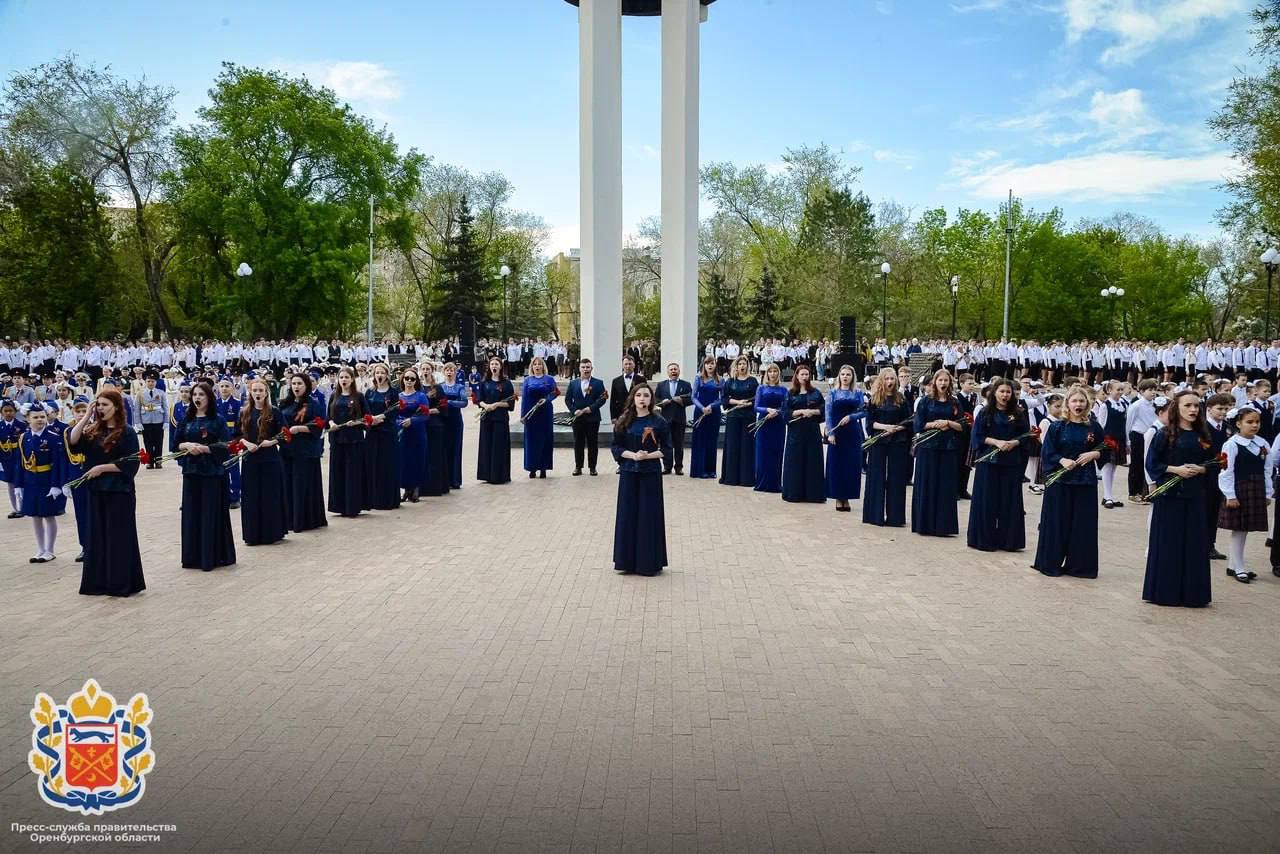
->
[3,331,1278,605]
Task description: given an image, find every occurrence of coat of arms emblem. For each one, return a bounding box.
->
[27,679,155,815]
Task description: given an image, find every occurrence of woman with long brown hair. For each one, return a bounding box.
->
[911,369,965,536]
[175,381,236,571]
[326,366,367,517]
[238,378,287,546]
[396,367,431,502]
[1143,389,1213,606]
[476,357,515,485]
[70,387,145,596]
[362,363,401,510]
[966,377,1029,551]
[279,372,328,531]
[611,382,671,576]
[689,357,722,479]
[781,364,826,503]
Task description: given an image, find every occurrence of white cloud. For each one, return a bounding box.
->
[997,111,1054,131]
[956,150,1239,201]
[873,149,917,169]
[277,60,402,102]
[545,224,580,257]
[951,0,1005,11]
[1086,88,1159,144]
[1061,0,1246,64]
[875,1,894,15]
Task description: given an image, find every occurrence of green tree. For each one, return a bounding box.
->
[166,63,420,338]
[745,265,784,339]
[431,195,494,336]
[699,271,741,341]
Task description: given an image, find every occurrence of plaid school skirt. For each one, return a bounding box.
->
[1218,475,1268,532]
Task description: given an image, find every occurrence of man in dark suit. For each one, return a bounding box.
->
[655,361,692,474]
[609,355,638,422]
[564,358,608,476]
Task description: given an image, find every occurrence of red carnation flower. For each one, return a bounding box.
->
[312,417,326,429]
[363,414,374,427]
[282,429,294,443]
[419,404,431,415]
[1103,436,1119,452]
[1218,451,1228,468]
[1199,438,1212,450]
[138,449,151,465]
[1030,426,1042,437]
[399,399,407,411]
[1086,432,1095,444]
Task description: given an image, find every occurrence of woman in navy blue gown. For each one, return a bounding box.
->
[326,366,366,517]
[911,369,965,536]
[967,378,1028,551]
[1143,389,1213,606]
[863,368,913,527]
[689,358,721,479]
[395,367,431,501]
[238,377,287,545]
[753,364,787,493]
[611,383,671,576]
[70,387,145,597]
[781,364,826,503]
[422,378,452,496]
[476,357,515,485]
[520,357,559,479]
[279,373,328,532]
[441,362,469,488]
[1032,387,1105,578]
[719,356,758,486]
[175,381,236,571]
[362,363,401,510]
[824,364,867,512]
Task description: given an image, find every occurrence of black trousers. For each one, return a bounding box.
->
[573,420,599,471]
[1127,431,1147,498]
[142,423,164,464]
[665,422,686,472]
[1205,484,1222,549]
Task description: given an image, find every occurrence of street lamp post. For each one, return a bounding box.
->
[880,261,891,339]
[1261,247,1279,340]
[949,275,960,339]
[499,264,512,342]
[367,195,375,343]
[1101,285,1125,333]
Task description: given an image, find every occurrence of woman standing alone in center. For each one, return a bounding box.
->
[611,383,671,577]
[175,380,236,571]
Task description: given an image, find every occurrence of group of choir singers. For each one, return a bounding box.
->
[28,350,1257,608]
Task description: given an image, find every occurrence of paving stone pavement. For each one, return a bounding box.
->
[1,417,1279,853]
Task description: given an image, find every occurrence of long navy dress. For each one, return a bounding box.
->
[396,390,430,493]
[612,414,671,576]
[240,407,288,546]
[477,379,514,484]
[422,386,451,496]
[753,384,787,493]
[74,429,145,597]
[362,387,401,510]
[690,377,722,479]
[441,381,469,488]
[521,374,559,474]
[326,393,366,517]
[967,406,1028,552]
[863,398,913,526]
[824,389,867,500]
[280,398,328,532]
[1143,427,1212,606]
[176,414,236,571]
[1032,418,1104,577]
[719,376,758,486]
[911,396,964,536]
[782,388,826,503]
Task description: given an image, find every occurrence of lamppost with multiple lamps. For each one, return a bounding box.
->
[949,275,960,339]
[499,264,511,342]
[1101,285,1124,334]
[1261,246,1279,341]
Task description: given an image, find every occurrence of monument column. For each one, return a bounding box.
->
[577,0,624,371]
[660,0,703,377]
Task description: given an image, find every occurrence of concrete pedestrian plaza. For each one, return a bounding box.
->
[2,420,1279,853]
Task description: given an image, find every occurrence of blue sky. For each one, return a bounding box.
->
[0,0,1254,252]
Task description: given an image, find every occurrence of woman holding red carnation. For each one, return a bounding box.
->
[279,373,328,531]
[70,387,145,596]
[396,368,431,502]
[1142,390,1214,606]
[362,363,401,511]
[238,378,287,546]
[422,376,453,496]
[910,369,966,536]
[326,366,367,518]
[967,378,1030,552]
[1033,387,1107,579]
[174,381,236,571]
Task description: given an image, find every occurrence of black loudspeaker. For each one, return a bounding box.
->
[458,314,477,367]
[839,316,857,352]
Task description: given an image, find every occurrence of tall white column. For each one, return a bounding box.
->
[578,0,624,373]
[661,0,701,378]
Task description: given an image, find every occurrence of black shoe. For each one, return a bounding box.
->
[75,551,84,563]
[958,491,972,500]
[1112,500,1124,507]
[573,469,582,476]
[1273,566,1280,577]
[1268,538,1274,548]
[590,469,598,476]
[529,472,536,479]
[7,511,23,519]
[28,556,39,564]
[1102,499,1116,509]
[1233,571,1251,584]
[663,469,672,475]
[1209,549,1227,560]
[539,471,547,479]
[1248,570,1258,579]
[674,468,683,475]
[229,502,240,510]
